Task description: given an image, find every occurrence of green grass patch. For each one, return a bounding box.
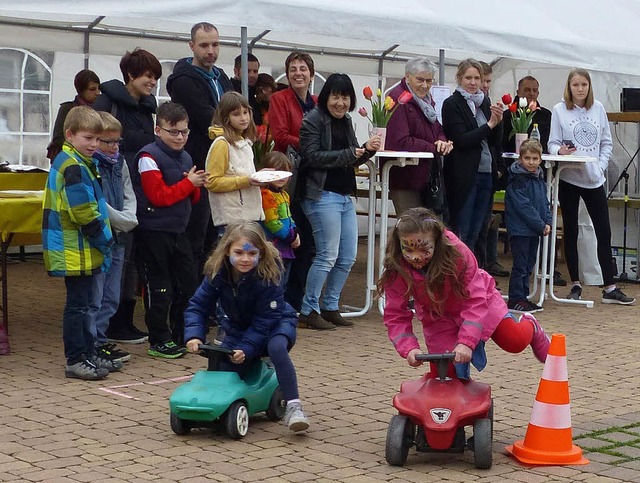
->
[574,421,640,465]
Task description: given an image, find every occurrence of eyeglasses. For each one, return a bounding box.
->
[413,76,434,85]
[158,127,190,137]
[99,138,122,147]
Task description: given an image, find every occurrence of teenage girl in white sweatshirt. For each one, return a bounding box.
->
[548,68,634,305]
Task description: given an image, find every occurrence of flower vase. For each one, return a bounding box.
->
[371,126,387,151]
[515,133,528,154]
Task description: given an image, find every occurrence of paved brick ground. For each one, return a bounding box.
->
[1,246,639,482]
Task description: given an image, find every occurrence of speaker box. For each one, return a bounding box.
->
[621,88,640,112]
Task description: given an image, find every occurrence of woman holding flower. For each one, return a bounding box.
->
[385,57,453,216]
[442,58,503,249]
[297,73,381,330]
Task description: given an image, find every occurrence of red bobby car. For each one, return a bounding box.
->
[385,352,493,469]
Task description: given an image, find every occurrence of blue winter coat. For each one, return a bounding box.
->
[184,263,298,360]
[505,162,552,238]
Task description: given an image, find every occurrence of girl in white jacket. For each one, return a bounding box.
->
[548,68,634,305]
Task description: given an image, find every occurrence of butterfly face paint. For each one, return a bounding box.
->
[399,232,436,269]
[228,237,261,273]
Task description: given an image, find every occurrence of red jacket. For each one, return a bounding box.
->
[385,79,447,190]
[268,87,317,153]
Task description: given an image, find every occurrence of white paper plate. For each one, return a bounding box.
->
[250,170,293,183]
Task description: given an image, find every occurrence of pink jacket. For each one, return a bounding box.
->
[383,230,507,358]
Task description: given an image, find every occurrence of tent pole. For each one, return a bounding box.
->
[438,49,445,85]
[83,16,104,69]
[377,44,399,92]
[241,27,248,99]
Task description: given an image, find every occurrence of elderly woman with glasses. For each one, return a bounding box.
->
[385,57,453,217]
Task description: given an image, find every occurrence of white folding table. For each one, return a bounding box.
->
[342,151,434,317]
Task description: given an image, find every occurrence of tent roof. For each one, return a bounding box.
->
[0,0,639,75]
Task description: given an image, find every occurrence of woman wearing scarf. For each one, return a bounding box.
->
[442,58,503,249]
[386,58,453,217]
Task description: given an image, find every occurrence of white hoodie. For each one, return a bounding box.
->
[548,100,612,189]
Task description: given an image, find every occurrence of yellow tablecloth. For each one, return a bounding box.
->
[0,195,43,246]
[0,172,48,191]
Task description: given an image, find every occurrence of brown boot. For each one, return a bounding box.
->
[298,311,336,330]
[320,310,354,327]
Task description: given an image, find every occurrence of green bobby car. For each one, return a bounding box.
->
[169,344,286,439]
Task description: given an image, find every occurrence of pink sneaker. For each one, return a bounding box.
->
[520,313,549,363]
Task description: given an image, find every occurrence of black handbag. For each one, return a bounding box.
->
[422,155,446,216]
[285,145,304,201]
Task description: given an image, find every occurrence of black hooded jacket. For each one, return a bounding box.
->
[93,79,157,166]
[166,58,233,170]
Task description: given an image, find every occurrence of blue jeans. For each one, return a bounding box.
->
[301,191,357,314]
[90,243,125,346]
[508,236,540,301]
[63,275,98,365]
[454,172,493,249]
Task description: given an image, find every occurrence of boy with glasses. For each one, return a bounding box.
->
[132,102,207,358]
[91,112,139,365]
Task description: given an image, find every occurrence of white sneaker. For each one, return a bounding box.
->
[284,402,309,432]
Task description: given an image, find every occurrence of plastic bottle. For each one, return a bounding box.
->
[530,123,541,141]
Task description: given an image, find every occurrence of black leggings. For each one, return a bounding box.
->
[557,180,614,286]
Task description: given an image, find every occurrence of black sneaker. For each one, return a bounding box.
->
[107,327,148,345]
[567,285,582,300]
[148,341,187,359]
[507,299,543,314]
[65,359,109,380]
[97,343,131,363]
[91,353,123,372]
[602,288,635,305]
[486,262,510,277]
[553,270,568,287]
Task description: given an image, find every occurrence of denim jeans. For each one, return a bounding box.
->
[508,235,539,301]
[301,191,357,314]
[63,275,98,365]
[90,243,126,346]
[454,172,493,249]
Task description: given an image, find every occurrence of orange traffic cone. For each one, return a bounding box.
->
[505,333,588,465]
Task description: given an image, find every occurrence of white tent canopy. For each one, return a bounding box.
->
[0,0,639,75]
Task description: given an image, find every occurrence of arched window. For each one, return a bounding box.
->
[0,48,52,168]
[156,59,176,105]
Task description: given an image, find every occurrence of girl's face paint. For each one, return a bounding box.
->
[228,237,261,273]
[399,232,436,269]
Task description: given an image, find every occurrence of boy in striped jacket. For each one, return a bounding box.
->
[42,106,115,381]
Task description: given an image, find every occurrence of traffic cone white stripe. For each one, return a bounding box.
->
[529,400,572,430]
[541,355,568,382]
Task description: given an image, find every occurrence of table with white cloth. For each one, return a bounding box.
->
[341,151,434,317]
[502,153,598,308]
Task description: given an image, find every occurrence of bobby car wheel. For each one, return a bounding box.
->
[265,387,286,421]
[170,412,191,435]
[472,418,493,469]
[225,401,249,439]
[385,415,414,466]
